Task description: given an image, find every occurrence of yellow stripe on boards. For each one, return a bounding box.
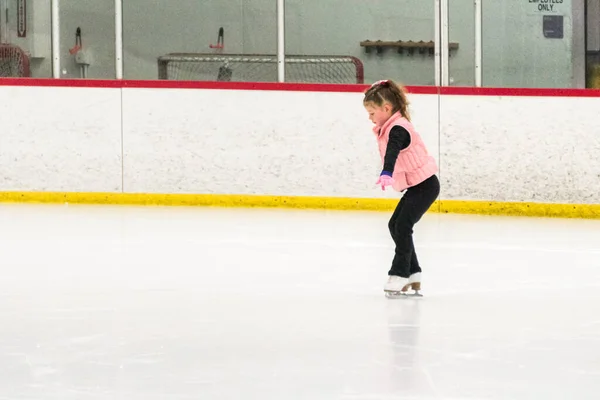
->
[438,200,600,219]
[0,191,399,211]
[0,192,598,219]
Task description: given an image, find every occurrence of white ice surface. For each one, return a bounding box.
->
[1,204,600,399]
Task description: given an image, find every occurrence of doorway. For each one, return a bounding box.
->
[587,0,600,87]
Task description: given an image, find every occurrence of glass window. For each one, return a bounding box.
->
[285,0,437,85]
[0,0,53,78]
[124,0,277,82]
[481,0,584,88]
[448,0,475,87]
[59,0,116,79]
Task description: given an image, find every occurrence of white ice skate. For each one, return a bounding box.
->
[401,272,423,297]
[384,273,423,298]
[384,275,409,298]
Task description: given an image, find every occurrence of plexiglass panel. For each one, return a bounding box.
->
[123,0,277,82]
[448,0,475,87]
[57,0,116,79]
[0,0,53,78]
[285,0,437,85]
[482,0,578,88]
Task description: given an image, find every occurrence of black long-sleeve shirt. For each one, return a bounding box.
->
[381,126,411,175]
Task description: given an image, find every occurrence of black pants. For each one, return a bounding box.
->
[388,174,440,277]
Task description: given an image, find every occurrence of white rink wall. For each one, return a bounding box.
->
[1,84,599,205]
[0,86,122,192]
[440,95,600,204]
[122,89,439,199]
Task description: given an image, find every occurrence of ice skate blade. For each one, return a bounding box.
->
[385,290,423,299]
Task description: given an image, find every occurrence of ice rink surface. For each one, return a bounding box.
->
[1,203,599,400]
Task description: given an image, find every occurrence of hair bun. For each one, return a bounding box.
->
[371,79,389,88]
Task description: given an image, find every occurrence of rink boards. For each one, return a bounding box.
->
[0,79,599,219]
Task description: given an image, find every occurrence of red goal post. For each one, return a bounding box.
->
[0,43,31,78]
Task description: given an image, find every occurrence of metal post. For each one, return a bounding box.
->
[474,0,482,87]
[0,0,8,43]
[276,0,285,83]
[115,0,123,79]
[440,0,449,86]
[434,0,440,87]
[51,0,60,78]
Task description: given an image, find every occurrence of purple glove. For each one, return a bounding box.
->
[376,173,394,191]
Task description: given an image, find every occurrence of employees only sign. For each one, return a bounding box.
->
[528,0,564,12]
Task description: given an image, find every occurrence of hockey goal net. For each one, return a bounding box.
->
[0,43,30,77]
[157,53,364,84]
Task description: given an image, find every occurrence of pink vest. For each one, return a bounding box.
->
[374,112,438,192]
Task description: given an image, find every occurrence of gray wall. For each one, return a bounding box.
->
[2,0,586,88]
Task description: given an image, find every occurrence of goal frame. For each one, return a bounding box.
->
[157,53,364,84]
[0,43,31,77]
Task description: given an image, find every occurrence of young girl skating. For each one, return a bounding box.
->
[363,80,440,298]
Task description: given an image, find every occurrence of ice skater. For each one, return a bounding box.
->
[363,79,440,298]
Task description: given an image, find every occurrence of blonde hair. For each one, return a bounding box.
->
[363,79,411,121]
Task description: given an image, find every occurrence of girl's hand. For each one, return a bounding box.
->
[376,174,394,191]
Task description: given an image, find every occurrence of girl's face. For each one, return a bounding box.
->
[364,102,393,127]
